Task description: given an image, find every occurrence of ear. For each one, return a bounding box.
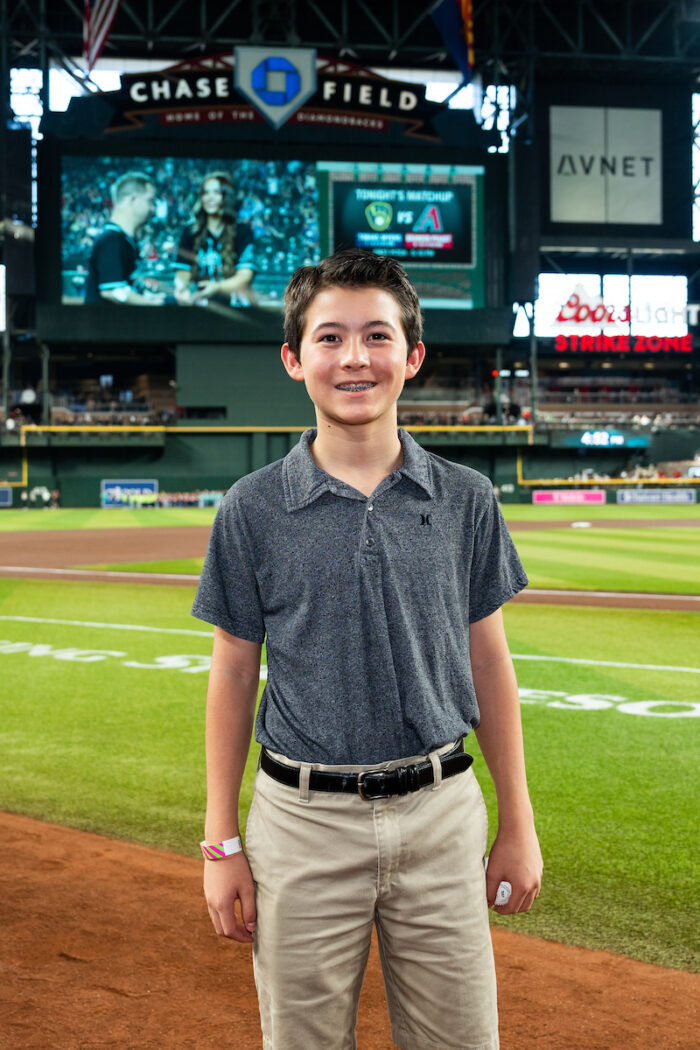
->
[281,343,304,381]
[405,342,426,381]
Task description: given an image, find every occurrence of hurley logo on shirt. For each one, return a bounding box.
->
[420,514,432,526]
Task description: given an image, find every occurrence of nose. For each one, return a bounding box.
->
[339,336,370,370]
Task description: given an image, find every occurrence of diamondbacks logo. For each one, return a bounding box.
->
[234,47,317,129]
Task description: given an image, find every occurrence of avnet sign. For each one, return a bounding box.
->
[550,106,662,225]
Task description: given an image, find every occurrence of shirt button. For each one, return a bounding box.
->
[366,538,374,547]
[368,504,374,511]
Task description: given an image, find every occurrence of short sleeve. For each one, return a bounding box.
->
[191,491,265,642]
[468,491,528,623]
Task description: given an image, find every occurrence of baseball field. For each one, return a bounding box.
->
[1,502,698,1048]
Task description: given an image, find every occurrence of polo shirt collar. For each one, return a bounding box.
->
[283,428,434,511]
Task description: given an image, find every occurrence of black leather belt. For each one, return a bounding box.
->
[260,740,473,801]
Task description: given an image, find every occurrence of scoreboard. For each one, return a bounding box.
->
[331,181,473,265]
[319,161,485,309]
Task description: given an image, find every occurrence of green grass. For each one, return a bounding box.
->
[82,559,205,574]
[501,503,700,522]
[0,576,698,970]
[1,503,698,534]
[0,507,218,531]
[511,526,700,593]
[492,604,699,970]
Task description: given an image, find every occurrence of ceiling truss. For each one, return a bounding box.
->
[1,0,700,80]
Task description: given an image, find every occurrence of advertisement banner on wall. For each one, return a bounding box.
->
[550,106,662,225]
[100,479,158,508]
[532,490,607,505]
[616,489,696,504]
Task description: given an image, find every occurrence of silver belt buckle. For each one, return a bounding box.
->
[357,768,388,801]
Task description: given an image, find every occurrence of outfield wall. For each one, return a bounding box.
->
[0,427,697,506]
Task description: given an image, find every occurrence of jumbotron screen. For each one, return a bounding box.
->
[60,155,484,311]
[318,161,485,309]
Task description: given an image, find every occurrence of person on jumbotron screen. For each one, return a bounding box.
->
[173,170,257,308]
[84,171,164,306]
[192,248,543,1050]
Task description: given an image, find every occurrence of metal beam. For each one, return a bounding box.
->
[0,0,694,73]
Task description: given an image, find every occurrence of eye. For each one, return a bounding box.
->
[319,333,340,343]
[368,332,389,341]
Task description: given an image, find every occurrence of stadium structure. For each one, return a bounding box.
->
[1,0,699,507]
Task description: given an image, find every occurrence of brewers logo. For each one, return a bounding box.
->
[365,201,393,231]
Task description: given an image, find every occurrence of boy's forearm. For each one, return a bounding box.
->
[204,668,258,842]
[472,654,533,828]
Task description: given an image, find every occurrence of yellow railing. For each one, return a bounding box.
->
[0,423,535,488]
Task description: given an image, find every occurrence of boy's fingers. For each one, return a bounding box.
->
[240,884,258,932]
[218,899,253,942]
[207,904,224,936]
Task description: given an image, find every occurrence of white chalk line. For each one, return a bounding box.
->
[0,616,698,674]
[523,587,700,602]
[511,654,700,674]
[0,565,198,581]
[0,615,211,637]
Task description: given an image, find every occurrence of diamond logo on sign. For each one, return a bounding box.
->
[235,47,317,129]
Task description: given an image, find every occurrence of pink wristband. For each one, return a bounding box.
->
[200,836,243,860]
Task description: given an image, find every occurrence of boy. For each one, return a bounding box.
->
[193,249,542,1050]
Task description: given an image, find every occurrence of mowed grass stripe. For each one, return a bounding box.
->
[81,559,205,575]
[513,528,700,593]
[502,504,700,522]
[1,504,699,533]
[0,507,218,531]
[516,527,698,552]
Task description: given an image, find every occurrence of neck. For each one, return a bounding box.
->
[310,415,403,489]
[111,209,137,238]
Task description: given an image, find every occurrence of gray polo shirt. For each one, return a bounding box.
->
[192,428,528,764]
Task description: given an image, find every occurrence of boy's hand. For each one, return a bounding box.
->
[203,851,257,942]
[485,822,542,915]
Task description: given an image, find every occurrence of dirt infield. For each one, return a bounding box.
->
[2,523,699,1048]
[2,812,698,1050]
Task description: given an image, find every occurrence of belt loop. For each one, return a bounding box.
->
[298,763,312,804]
[429,750,443,791]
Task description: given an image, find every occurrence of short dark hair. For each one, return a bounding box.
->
[283,249,423,359]
[112,172,154,205]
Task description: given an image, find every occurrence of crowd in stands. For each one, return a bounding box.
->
[552,460,694,483]
[397,372,699,429]
[3,368,698,431]
[61,156,320,303]
[103,489,224,508]
[155,490,223,507]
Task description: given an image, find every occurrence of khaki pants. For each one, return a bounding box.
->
[245,742,499,1050]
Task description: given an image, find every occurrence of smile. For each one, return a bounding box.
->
[335,383,377,392]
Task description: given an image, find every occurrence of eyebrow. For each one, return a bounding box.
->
[311,320,397,334]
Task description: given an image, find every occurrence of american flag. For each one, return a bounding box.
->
[83,0,121,72]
